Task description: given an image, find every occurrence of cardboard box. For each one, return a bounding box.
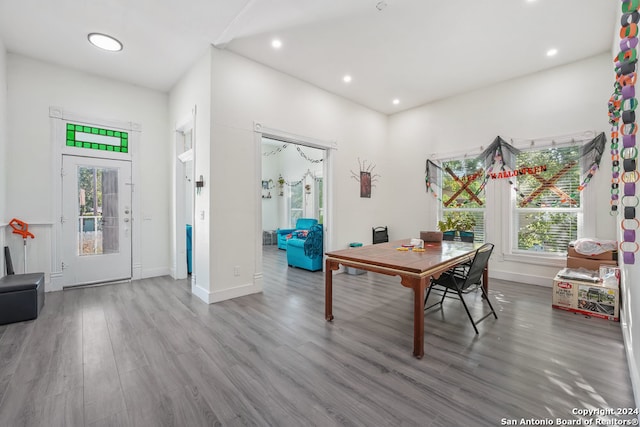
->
[552,278,578,310]
[552,276,619,321]
[577,283,619,321]
[566,257,617,271]
[567,245,617,261]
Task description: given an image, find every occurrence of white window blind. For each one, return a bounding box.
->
[513,145,581,254]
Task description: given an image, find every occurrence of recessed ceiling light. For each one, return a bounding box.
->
[392,99,400,105]
[546,48,558,57]
[271,39,282,49]
[343,75,352,83]
[88,33,123,52]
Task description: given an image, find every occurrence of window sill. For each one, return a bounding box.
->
[502,251,567,268]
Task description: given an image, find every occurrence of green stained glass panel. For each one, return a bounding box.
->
[66,123,130,153]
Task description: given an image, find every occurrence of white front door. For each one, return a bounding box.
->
[61,155,132,287]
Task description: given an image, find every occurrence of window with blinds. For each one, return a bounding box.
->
[289,183,303,227]
[513,145,581,254]
[440,157,486,243]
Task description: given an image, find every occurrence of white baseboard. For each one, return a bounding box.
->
[209,281,262,303]
[133,263,142,280]
[191,274,264,305]
[191,282,210,304]
[48,271,63,292]
[490,269,553,287]
[141,267,170,279]
[621,308,640,410]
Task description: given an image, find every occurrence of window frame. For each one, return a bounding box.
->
[288,182,303,227]
[503,141,595,264]
[437,157,487,244]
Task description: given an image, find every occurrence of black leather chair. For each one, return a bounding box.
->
[424,243,496,334]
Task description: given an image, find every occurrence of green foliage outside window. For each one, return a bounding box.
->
[515,146,580,253]
[517,212,577,252]
[441,158,485,208]
[78,167,102,216]
[440,158,486,243]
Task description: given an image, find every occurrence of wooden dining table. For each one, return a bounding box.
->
[324,239,485,358]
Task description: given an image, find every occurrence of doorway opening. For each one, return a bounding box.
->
[174,117,195,281]
[256,124,335,286]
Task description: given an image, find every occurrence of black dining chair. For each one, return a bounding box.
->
[372,226,388,244]
[424,243,497,334]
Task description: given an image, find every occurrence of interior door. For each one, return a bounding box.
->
[62,155,132,286]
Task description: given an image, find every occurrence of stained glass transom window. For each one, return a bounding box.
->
[66,123,128,153]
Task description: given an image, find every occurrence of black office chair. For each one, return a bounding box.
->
[424,243,497,334]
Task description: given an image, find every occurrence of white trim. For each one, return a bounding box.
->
[141,267,171,279]
[133,263,142,280]
[209,281,262,304]
[621,306,640,410]
[620,265,640,410]
[254,122,338,151]
[192,281,210,304]
[490,269,554,287]
[2,221,54,226]
[49,271,63,292]
[173,106,196,281]
[254,123,337,275]
[501,252,567,268]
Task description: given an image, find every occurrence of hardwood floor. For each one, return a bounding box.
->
[0,245,636,426]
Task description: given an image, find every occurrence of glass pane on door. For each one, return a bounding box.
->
[77,166,119,255]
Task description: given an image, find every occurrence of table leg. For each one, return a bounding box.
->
[325,258,334,321]
[412,278,426,359]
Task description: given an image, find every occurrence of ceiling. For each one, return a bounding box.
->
[0,0,617,115]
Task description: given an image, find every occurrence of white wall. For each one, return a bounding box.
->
[168,48,212,301]
[388,53,615,284]
[206,47,388,302]
[6,54,171,285]
[0,39,7,277]
[261,142,283,231]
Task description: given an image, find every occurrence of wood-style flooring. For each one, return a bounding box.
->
[0,245,636,426]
